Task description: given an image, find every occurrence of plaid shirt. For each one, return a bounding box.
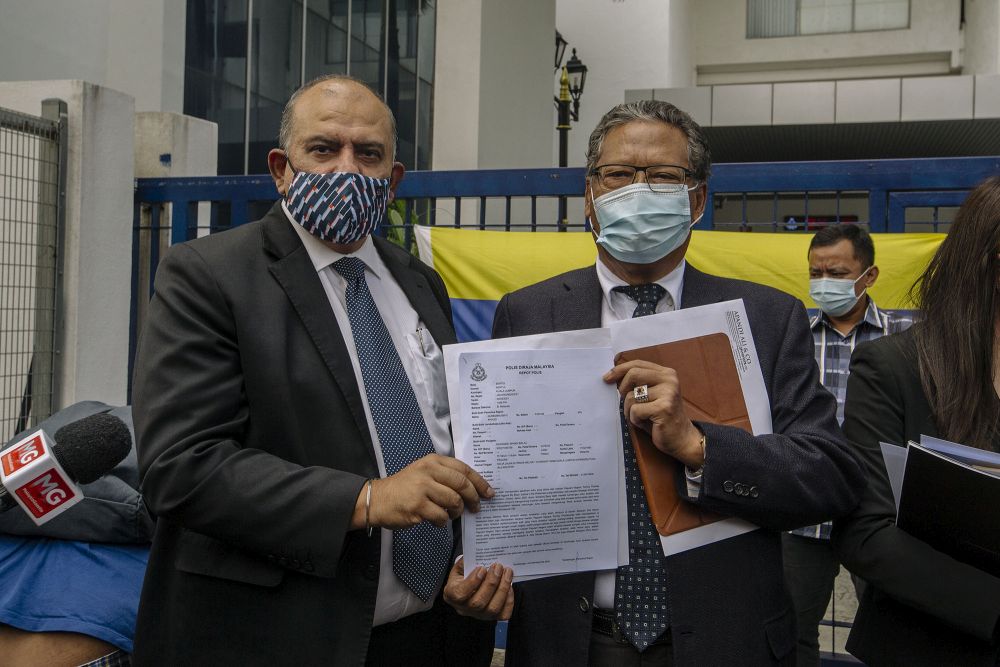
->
[789,299,913,540]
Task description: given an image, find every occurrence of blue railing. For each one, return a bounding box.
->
[133,156,1000,244]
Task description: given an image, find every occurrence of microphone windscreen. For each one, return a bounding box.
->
[52,413,133,484]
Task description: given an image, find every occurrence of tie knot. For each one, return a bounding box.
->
[614,283,667,317]
[332,256,367,283]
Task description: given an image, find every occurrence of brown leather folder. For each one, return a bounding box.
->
[615,332,753,537]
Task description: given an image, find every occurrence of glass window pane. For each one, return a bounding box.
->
[351,0,386,93]
[417,78,432,170]
[746,0,797,38]
[248,0,302,173]
[417,0,435,84]
[854,0,909,31]
[800,0,853,35]
[388,0,418,166]
[305,0,350,82]
[184,0,248,175]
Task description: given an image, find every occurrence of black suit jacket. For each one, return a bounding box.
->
[494,264,865,666]
[131,204,493,666]
[832,327,1000,666]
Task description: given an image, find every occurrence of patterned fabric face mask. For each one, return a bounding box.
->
[285,169,390,244]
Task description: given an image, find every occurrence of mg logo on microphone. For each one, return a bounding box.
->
[15,469,76,518]
[1,430,84,524]
[1,435,46,476]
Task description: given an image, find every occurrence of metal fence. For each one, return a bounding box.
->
[0,100,67,439]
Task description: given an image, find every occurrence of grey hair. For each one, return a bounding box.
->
[278,73,398,159]
[585,100,712,182]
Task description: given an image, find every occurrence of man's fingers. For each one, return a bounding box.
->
[462,563,506,613]
[485,565,515,619]
[416,498,452,527]
[429,455,496,499]
[464,467,495,501]
[445,562,487,604]
[424,482,465,518]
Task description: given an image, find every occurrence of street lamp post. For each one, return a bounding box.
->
[554,47,587,230]
[557,64,571,186]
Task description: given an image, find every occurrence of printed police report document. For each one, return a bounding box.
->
[444,329,622,580]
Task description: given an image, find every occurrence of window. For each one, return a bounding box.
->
[184,0,436,175]
[747,0,909,38]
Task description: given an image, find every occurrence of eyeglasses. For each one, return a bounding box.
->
[590,164,695,192]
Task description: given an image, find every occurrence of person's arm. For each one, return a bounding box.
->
[831,339,1000,642]
[134,245,490,577]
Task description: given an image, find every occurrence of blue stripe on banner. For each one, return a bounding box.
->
[450,298,499,342]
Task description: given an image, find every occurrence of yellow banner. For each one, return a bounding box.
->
[420,227,943,309]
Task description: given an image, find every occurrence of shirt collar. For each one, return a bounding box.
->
[810,298,884,333]
[595,256,686,310]
[283,201,384,280]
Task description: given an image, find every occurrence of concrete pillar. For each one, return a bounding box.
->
[134,112,218,178]
[132,112,219,345]
[0,80,134,409]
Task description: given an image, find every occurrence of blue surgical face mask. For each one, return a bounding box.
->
[284,165,390,244]
[591,182,703,265]
[809,266,872,317]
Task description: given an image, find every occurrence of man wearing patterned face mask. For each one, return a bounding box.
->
[131,75,507,666]
[495,100,864,666]
[784,224,913,667]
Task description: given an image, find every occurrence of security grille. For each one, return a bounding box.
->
[0,100,66,439]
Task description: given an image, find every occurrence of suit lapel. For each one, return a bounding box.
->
[679,263,724,310]
[375,237,457,347]
[262,209,376,459]
[554,267,603,331]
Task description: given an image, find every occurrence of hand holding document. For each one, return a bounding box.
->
[608,300,770,555]
[444,299,772,580]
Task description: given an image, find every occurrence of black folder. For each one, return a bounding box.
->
[896,443,1000,578]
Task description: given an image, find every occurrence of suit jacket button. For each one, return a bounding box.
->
[723,480,734,493]
[364,563,379,580]
[303,560,315,573]
[578,596,591,613]
[734,482,745,495]
[749,486,759,498]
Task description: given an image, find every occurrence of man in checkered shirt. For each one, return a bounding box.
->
[783,224,913,666]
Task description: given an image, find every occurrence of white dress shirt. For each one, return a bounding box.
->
[592,256,686,609]
[286,206,452,625]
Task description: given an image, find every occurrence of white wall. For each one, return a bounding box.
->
[432,0,484,170]
[433,0,555,170]
[555,0,694,169]
[694,0,963,85]
[0,0,186,112]
[964,0,1000,75]
[0,81,134,409]
[476,0,555,169]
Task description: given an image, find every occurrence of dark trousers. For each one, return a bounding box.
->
[588,629,673,667]
[782,533,841,667]
[365,599,495,667]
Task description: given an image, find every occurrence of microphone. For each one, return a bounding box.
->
[0,413,132,524]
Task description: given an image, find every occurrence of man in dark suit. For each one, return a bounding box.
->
[131,75,508,666]
[495,100,865,666]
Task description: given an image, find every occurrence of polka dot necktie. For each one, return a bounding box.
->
[332,257,452,602]
[611,282,672,651]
